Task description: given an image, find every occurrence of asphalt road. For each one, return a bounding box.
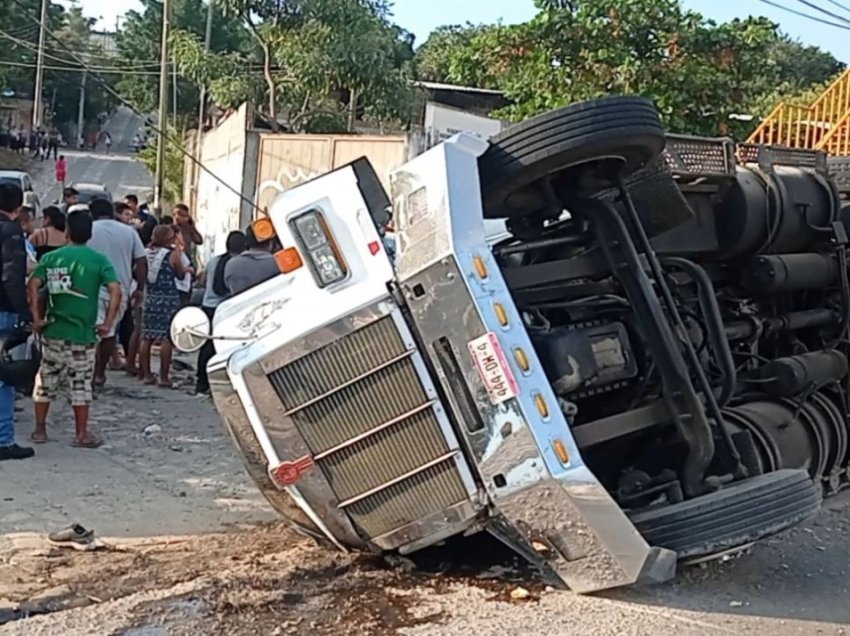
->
[34,107,153,205]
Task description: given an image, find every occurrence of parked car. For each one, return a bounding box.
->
[69,182,112,205]
[0,170,40,218]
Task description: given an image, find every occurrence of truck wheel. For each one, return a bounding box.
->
[478,96,666,219]
[629,469,820,559]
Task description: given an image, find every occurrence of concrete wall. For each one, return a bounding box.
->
[253,133,408,214]
[423,102,503,148]
[192,103,251,266]
[190,103,420,266]
[0,98,36,131]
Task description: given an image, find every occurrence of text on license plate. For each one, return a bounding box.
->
[468,332,519,405]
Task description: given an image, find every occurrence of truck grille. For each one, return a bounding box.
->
[267,315,468,537]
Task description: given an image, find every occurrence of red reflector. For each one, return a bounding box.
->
[368,241,380,255]
[273,456,314,486]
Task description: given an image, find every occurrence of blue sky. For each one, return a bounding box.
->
[84,0,847,62]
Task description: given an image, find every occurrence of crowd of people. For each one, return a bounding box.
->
[1,128,63,161]
[0,180,282,462]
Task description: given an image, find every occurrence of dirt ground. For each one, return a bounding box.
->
[2,365,850,635]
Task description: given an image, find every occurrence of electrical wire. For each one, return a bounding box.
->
[0,28,279,75]
[0,58,179,75]
[0,24,39,40]
[10,0,264,214]
[0,28,285,74]
[758,0,850,28]
[825,0,850,16]
[795,0,850,24]
[0,29,164,70]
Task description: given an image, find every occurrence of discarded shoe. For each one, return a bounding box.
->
[48,523,95,550]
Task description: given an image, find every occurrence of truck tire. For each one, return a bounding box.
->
[478,96,666,219]
[629,469,820,559]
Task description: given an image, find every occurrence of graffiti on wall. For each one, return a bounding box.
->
[197,163,243,266]
[255,163,324,217]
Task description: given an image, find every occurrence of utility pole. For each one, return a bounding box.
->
[32,0,48,129]
[196,0,213,158]
[172,59,177,129]
[154,0,171,210]
[76,69,86,149]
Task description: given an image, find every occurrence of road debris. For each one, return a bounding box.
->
[142,424,162,437]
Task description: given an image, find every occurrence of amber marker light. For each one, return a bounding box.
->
[494,302,509,327]
[473,255,488,280]
[252,217,276,241]
[275,247,303,274]
[552,439,570,466]
[513,347,530,373]
[533,392,550,419]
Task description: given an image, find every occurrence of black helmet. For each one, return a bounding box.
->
[0,328,40,388]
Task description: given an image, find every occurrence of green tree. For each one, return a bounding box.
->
[139,124,184,202]
[414,24,491,83]
[174,0,415,132]
[770,35,844,91]
[419,0,842,138]
[114,0,248,123]
[0,1,115,134]
[46,6,118,129]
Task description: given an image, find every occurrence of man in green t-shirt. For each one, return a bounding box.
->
[27,210,121,448]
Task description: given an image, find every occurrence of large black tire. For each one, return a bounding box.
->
[629,469,820,559]
[478,96,666,219]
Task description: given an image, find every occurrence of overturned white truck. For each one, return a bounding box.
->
[174,96,844,593]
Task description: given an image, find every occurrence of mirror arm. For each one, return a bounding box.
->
[181,326,255,341]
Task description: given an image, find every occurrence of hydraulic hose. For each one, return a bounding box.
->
[664,257,737,407]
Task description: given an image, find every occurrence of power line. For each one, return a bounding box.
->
[0,29,275,75]
[825,0,850,15]
[0,27,282,74]
[1,24,39,40]
[758,0,850,29]
[0,58,181,75]
[795,0,850,24]
[9,0,263,214]
[0,29,165,70]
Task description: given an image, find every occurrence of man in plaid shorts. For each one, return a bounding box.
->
[27,210,122,448]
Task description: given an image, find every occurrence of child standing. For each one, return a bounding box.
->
[55,155,67,188]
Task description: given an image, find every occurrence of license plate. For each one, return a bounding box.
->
[468,332,519,405]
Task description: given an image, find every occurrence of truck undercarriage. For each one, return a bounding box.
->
[189,96,846,593]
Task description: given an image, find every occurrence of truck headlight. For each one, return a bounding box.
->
[291,210,347,287]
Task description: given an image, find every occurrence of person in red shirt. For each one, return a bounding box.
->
[54,155,66,188]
